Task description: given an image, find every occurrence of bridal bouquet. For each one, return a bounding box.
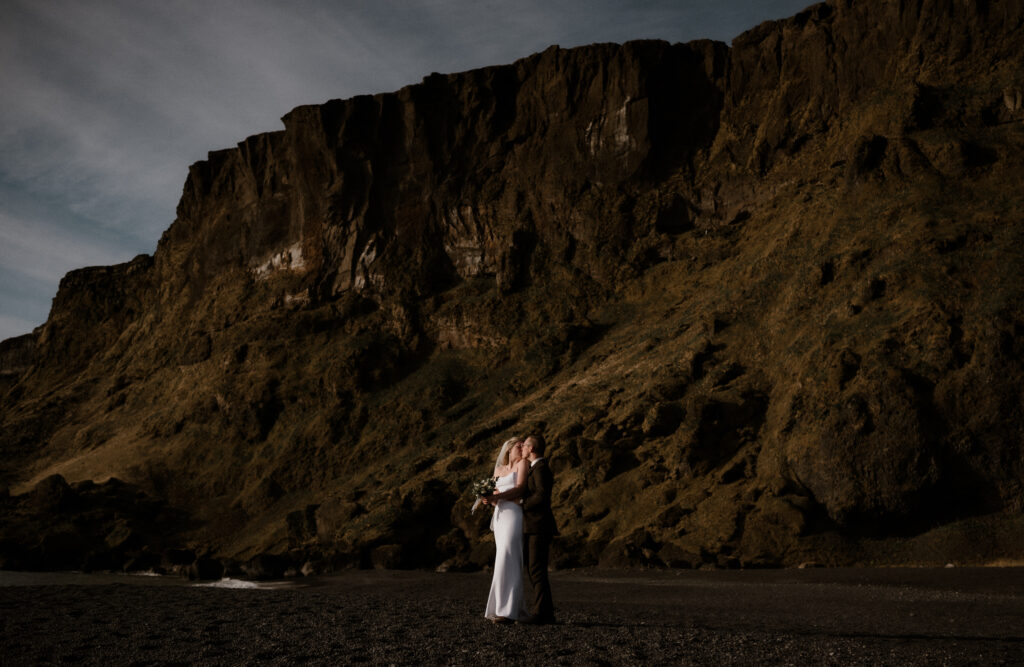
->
[470,476,497,513]
[472,476,497,497]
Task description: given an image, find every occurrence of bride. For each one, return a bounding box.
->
[482,436,529,623]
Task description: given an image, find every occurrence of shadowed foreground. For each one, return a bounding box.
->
[1,568,1022,665]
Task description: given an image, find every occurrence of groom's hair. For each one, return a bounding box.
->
[527,434,546,456]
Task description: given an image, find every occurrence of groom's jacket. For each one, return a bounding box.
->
[523,458,558,535]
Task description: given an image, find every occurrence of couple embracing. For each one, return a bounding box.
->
[481,434,558,625]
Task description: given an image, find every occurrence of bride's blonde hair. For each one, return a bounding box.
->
[498,436,522,467]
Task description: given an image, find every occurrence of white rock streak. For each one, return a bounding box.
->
[251,241,306,280]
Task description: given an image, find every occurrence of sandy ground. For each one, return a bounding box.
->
[1,567,1023,665]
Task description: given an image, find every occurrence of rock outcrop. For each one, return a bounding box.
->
[0,475,190,572]
[0,333,35,395]
[2,0,1023,571]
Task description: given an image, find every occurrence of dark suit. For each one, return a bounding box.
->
[522,458,558,621]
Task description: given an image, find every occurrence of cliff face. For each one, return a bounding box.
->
[3,0,1024,572]
[158,40,726,300]
[0,333,35,397]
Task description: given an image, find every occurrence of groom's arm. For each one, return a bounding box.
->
[521,465,552,512]
[490,485,526,501]
[488,461,529,501]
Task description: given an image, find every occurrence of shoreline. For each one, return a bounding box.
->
[2,567,1022,664]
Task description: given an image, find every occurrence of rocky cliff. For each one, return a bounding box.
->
[0,333,35,395]
[3,0,1024,573]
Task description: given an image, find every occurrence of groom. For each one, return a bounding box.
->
[519,434,558,624]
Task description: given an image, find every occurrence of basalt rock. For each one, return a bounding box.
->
[0,476,191,572]
[243,553,291,580]
[2,0,1024,572]
[188,557,226,581]
[0,333,35,396]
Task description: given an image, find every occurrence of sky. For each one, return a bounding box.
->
[0,0,813,341]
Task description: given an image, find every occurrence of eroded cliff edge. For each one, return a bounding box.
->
[3,0,1024,572]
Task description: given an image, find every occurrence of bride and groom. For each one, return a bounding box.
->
[481,434,558,625]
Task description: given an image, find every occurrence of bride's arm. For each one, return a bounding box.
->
[489,459,529,501]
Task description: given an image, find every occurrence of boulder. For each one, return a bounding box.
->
[657,543,702,569]
[104,521,139,552]
[286,504,319,545]
[162,548,196,568]
[300,559,326,577]
[31,475,78,513]
[642,403,684,437]
[0,538,28,570]
[123,551,162,573]
[39,530,87,570]
[739,496,809,567]
[188,557,225,581]
[598,530,661,568]
[370,544,404,570]
[244,553,290,579]
[315,499,365,542]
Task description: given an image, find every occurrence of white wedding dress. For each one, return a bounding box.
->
[483,471,526,621]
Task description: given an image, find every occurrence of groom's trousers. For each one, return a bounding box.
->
[523,532,555,620]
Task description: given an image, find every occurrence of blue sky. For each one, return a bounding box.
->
[0,0,813,341]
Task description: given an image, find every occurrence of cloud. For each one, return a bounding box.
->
[0,316,42,342]
[0,210,133,286]
[0,189,144,341]
[0,258,55,341]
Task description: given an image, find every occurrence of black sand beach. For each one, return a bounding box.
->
[2,568,1023,665]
